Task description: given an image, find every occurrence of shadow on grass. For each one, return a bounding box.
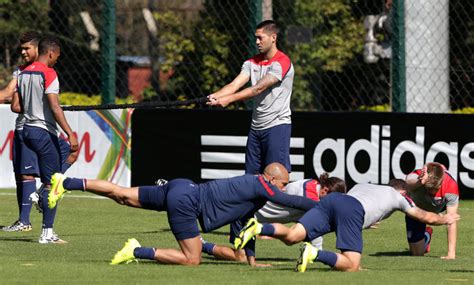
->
[370,251,412,257]
[0,237,36,243]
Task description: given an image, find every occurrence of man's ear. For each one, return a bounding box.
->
[320,187,329,195]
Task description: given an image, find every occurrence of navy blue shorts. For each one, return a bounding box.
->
[245,124,291,174]
[13,129,71,177]
[138,179,201,240]
[165,179,201,241]
[405,215,426,243]
[22,126,65,183]
[298,193,365,253]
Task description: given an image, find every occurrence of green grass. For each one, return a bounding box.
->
[1,188,473,285]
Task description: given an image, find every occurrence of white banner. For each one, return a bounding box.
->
[0,105,132,188]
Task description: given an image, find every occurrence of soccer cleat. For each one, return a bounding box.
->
[234,218,262,249]
[49,173,67,209]
[29,185,45,214]
[110,238,141,265]
[424,226,433,253]
[2,220,32,232]
[39,231,67,244]
[296,242,318,273]
[155,178,168,186]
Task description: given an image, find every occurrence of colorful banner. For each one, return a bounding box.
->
[0,105,132,188]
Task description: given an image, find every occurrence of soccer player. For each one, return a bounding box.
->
[2,32,77,233]
[207,20,294,175]
[12,36,78,243]
[48,163,317,266]
[405,162,459,259]
[235,179,460,272]
[201,174,346,266]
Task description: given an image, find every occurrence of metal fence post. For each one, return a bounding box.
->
[391,0,406,112]
[101,0,116,104]
[248,0,262,57]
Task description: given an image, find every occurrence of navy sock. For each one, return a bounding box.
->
[15,180,23,215]
[63,178,86,191]
[201,242,216,255]
[316,250,338,267]
[260,224,275,236]
[41,189,57,228]
[133,247,156,260]
[19,180,36,224]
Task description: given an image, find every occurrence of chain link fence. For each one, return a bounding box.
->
[0,0,472,112]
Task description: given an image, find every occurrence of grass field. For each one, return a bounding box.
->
[1,188,473,285]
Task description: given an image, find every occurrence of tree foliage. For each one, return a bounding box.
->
[0,0,49,69]
[276,0,364,110]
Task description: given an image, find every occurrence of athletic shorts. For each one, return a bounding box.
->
[138,185,166,211]
[245,123,291,174]
[405,215,426,243]
[13,129,71,176]
[165,179,201,241]
[298,193,365,253]
[21,126,69,183]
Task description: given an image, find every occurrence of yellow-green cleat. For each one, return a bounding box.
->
[110,238,141,265]
[296,242,318,273]
[234,218,262,249]
[49,173,67,209]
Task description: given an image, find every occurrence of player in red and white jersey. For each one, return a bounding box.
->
[405,162,459,259]
[12,36,78,244]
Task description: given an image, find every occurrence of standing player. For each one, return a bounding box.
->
[48,163,317,266]
[2,32,77,233]
[207,20,294,175]
[235,180,460,272]
[405,162,459,259]
[201,174,346,266]
[13,36,78,243]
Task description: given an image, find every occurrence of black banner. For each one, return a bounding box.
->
[132,109,474,198]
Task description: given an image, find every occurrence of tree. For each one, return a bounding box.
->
[275,0,364,110]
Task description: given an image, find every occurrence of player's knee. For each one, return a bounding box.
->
[284,231,303,245]
[283,235,300,245]
[185,256,201,266]
[234,249,247,262]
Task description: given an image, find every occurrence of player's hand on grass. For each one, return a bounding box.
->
[254,263,272,267]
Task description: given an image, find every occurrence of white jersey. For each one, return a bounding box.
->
[255,179,323,249]
[240,50,294,130]
[256,179,320,223]
[347,184,416,229]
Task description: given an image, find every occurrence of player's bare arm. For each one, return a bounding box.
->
[207,73,249,102]
[406,206,460,226]
[443,204,458,260]
[10,91,21,113]
[208,74,279,108]
[0,78,17,103]
[47,93,78,152]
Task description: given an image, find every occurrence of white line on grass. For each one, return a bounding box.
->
[0,192,107,200]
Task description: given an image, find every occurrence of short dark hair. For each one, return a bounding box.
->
[256,20,279,36]
[38,36,61,55]
[319,173,347,194]
[388,179,408,191]
[19,31,41,45]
